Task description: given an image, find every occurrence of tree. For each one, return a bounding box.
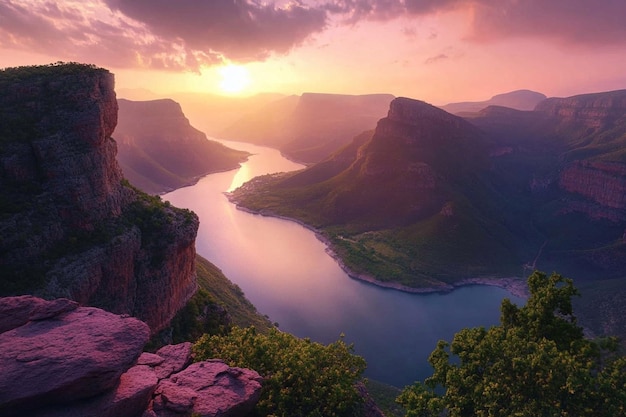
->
[397,271,626,417]
[193,326,366,417]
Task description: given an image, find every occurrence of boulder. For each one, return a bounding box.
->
[151,360,263,417]
[29,365,158,417]
[153,342,193,379]
[0,296,150,416]
[0,296,263,417]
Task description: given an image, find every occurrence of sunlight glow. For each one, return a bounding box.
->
[218,64,251,94]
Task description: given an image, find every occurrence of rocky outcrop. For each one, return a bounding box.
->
[535,89,626,129]
[115,99,249,194]
[559,161,626,220]
[0,63,198,333]
[0,296,263,417]
[0,296,150,416]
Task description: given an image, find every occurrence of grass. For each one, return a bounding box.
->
[195,254,273,332]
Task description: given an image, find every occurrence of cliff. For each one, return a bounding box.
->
[0,63,198,333]
[535,89,626,130]
[115,98,249,194]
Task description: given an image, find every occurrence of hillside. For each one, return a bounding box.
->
[220,92,394,163]
[115,98,249,194]
[229,91,626,337]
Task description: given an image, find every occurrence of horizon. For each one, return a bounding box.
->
[1,1,625,106]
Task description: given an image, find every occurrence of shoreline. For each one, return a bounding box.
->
[227,197,529,299]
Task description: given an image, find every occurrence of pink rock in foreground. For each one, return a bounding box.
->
[151,360,263,417]
[0,296,150,416]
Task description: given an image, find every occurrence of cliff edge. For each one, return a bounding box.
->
[0,63,198,333]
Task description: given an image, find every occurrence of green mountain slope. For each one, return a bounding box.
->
[230,92,626,292]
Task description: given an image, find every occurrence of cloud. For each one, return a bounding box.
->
[424,53,448,64]
[102,0,328,62]
[1,0,623,73]
[0,0,328,71]
[467,0,626,46]
[327,0,626,46]
[0,0,222,70]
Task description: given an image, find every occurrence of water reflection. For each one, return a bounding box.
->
[164,139,524,387]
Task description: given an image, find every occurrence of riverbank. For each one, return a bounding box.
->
[227,197,529,299]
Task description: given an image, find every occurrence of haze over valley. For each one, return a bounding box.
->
[2,1,626,416]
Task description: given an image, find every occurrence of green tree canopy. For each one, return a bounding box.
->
[397,271,626,417]
[193,326,366,417]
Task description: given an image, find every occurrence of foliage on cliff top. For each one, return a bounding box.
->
[397,271,626,417]
[0,61,107,81]
[194,326,367,417]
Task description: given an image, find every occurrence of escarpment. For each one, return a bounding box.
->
[0,63,198,333]
[231,90,626,291]
[115,98,249,195]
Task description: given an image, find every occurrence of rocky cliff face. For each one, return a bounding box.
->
[535,89,626,130]
[0,63,198,333]
[558,161,626,221]
[115,98,249,194]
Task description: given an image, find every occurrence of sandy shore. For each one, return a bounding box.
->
[228,197,529,299]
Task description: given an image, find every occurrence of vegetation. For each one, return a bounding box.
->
[397,271,626,417]
[193,326,367,417]
[195,255,272,332]
[364,379,405,417]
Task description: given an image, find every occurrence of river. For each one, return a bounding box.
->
[164,139,525,388]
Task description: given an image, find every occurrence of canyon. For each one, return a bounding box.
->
[229,90,626,339]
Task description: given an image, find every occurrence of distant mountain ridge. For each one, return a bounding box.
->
[440,89,547,114]
[220,92,395,163]
[115,98,249,194]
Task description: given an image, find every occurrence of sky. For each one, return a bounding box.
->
[1,0,625,105]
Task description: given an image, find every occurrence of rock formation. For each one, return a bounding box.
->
[115,98,249,194]
[535,89,626,129]
[0,63,198,333]
[0,296,262,417]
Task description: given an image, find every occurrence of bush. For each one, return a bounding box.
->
[193,326,366,417]
[397,271,626,417]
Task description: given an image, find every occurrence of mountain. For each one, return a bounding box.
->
[115,98,249,194]
[440,89,547,115]
[230,91,626,297]
[0,63,197,333]
[220,92,395,163]
[230,97,534,288]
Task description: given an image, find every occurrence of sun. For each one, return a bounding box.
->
[218,64,251,94]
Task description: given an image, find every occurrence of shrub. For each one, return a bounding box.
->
[193,326,366,417]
